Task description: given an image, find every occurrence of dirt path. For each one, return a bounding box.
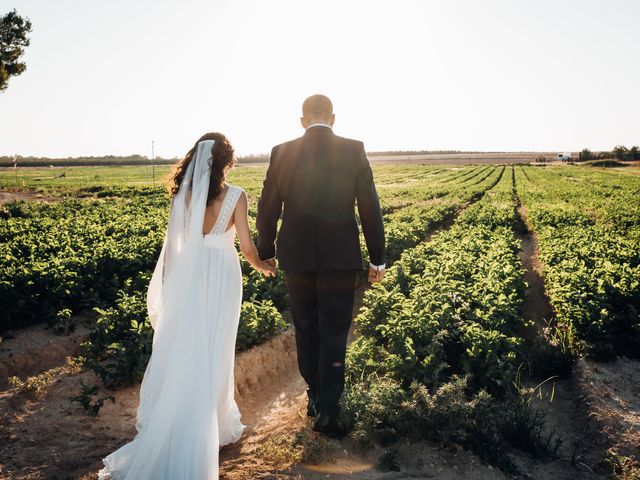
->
[516,217,554,331]
[219,329,307,479]
[0,190,57,204]
[0,326,307,479]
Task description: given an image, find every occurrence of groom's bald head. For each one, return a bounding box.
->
[302,94,333,117]
[301,94,335,129]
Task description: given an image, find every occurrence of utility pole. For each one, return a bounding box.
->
[151,141,156,186]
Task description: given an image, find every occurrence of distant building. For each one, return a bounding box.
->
[557,152,572,161]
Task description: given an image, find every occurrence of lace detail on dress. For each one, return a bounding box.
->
[210,185,242,235]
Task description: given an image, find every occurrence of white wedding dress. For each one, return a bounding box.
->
[98,140,246,479]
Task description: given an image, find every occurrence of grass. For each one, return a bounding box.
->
[8,357,82,398]
[0,164,269,194]
[0,164,458,194]
[257,424,340,466]
[608,450,640,480]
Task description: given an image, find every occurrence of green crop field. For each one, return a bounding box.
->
[1,162,639,476]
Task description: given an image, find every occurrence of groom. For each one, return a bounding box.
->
[257,94,386,437]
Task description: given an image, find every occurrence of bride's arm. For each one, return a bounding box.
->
[234,191,276,277]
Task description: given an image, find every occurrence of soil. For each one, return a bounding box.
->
[576,357,640,464]
[520,357,640,479]
[517,224,554,331]
[0,324,89,389]
[0,190,57,203]
[0,327,306,480]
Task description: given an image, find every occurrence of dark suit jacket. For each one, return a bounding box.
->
[256,126,385,271]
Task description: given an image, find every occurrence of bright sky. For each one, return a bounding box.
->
[1,0,638,158]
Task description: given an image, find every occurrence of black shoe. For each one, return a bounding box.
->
[312,413,345,439]
[307,397,318,417]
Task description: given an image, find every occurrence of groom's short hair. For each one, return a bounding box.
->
[302,94,333,117]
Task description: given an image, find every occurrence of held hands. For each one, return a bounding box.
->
[368,265,385,283]
[259,258,277,277]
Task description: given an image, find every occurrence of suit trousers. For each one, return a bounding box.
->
[284,269,358,418]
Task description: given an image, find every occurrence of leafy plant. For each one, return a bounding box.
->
[237,300,287,350]
[69,380,115,416]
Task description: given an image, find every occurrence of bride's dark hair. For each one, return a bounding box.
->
[170,132,237,204]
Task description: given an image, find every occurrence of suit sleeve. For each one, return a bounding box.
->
[355,142,386,266]
[256,146,282,261]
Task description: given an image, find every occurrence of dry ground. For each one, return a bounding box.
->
[0,191,57,203]
[368,152,559,165]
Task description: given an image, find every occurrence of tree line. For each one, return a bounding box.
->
[0,154,273,168]
[579,146,640,162]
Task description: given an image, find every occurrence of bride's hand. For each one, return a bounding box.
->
[259,259,277,277]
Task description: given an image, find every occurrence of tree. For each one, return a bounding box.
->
[612,145,628,161]
[0,9,32,92]
[628,146,639,161]
[579,148,594,161]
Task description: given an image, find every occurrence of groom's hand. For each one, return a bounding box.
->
[266,258,278,275]
[368,265,385,283]
[259,259,277,277]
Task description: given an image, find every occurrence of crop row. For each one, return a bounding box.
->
[0,192,287,337]
[515,166,640,359]
[0,197,169,330]
[378,166,505,263]
[0,165,489,384]
[341,168,552,470]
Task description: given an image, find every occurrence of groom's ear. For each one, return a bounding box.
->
[300,116,309,129]
[329,113,335,126]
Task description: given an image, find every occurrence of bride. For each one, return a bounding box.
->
[98,132,275,479]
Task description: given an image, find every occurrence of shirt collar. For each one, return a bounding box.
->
[306,123,333,130]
